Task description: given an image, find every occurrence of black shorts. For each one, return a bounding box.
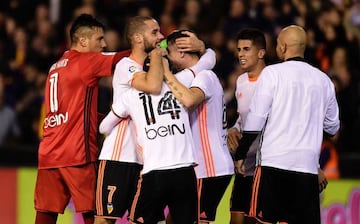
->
[95,160,142,219]
[198,175,232,222]
[250,166,320,224]
[230,174,253,214]
[130,166,198,224]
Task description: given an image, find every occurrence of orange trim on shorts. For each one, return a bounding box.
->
[249,166,261,217]
[197,178,203,223]
[96,160,106,215]
[111,118,128,160]
[198,103,215,177]
[129,172,143,223]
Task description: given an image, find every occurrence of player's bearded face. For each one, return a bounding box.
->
[144,38,155,53]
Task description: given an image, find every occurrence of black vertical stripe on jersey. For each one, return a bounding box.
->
[84,87,94,162]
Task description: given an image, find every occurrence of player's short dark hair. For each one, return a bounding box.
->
[166,29,192,45]
[236,28,266,50]
[166,29,199,57]
[125,16,154,45]
[69,14,105,44]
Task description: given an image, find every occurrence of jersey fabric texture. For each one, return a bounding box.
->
[98,57,144,163]
[190,70,234,178]
[234,73,260,176]
[39,50,118,169]
[111,81,197,175]
[243,60,340,174]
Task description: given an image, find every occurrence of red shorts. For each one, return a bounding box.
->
[34,163,97,213]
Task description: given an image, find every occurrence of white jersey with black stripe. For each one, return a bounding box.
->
[243,60,340,174]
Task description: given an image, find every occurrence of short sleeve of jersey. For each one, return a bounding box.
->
[113,58,142,91]
[190,70,213,99]
[244,67,274,131]
[111,90,131,118]
[79,52,116,84]
[175,69,195,87]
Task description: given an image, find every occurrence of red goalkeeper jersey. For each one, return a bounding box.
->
[38,49,129,169]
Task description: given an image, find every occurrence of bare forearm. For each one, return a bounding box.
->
[164,72,197,109]
[145,53,164,94]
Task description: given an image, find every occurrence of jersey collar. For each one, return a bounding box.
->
[285,56,306,62]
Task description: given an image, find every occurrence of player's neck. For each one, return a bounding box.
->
[130,48,147,66]
[184,56,199,70]
[248,63,265,78]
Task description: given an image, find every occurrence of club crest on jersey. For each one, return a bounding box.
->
[107,202,113,214]
[128,66,138,74]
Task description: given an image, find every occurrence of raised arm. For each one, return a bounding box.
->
[190,48,216,74]
[163,61,205,110]
[175,31,205,55]
[176,31,216,73]
[131,48,165,95]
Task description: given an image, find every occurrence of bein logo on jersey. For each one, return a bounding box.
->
[145,123,185,140]
[43,112,69,128]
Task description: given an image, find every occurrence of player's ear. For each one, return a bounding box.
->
[134,33,142,44]
[79,36,88,47]
[258,49,266,59]
[179,51,185,58]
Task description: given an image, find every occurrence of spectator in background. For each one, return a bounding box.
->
[328,46,360,152]
[97,28,124,116]
[0,69,20,145]
[320,136,340,179]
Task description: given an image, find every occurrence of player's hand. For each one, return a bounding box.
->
[162,57,171,73]
[227,128,242,154]
[149,47,164,59]
[175,31,205,55]
[318,168,328,193]
[234,160,245,176]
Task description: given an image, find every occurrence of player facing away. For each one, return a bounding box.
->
[95,15,165,224]
[95,16,214,224]
[99,57,199,223]
[34,14,130,224]
[226,28,266,224]
[234,25,340,224]
[164,30,234,224]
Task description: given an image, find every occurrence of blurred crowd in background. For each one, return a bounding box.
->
[0,0,360,158]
